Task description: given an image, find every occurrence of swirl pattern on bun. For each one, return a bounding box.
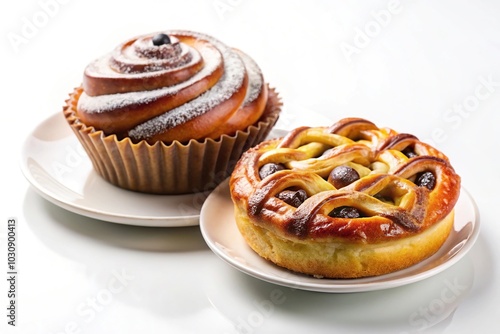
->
[77,30,268,144]
[63,30,281,194]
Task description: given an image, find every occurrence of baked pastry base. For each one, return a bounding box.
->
[234,205,454,278]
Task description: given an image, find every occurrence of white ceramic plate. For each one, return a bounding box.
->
[200,179,480,293]
[19,103,326,226]
[21,113,286,227]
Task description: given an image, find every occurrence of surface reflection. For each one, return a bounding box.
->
[23,188,213,323]
[23,188,493,334]
[24,188,206,253]
[204,238,483,334]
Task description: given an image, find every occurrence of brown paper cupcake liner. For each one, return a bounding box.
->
[62,86,281,194]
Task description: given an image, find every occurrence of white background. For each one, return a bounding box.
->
[1,0,500,333]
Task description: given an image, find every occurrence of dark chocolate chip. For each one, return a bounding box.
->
[416,171,436,190]
[276,189,308,208]
[259,163,285,179]
[329,165,360,188]
[329,206,362,219]
[402,147,418,158]
[152,33,171,46]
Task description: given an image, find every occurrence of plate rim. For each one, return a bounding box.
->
[19,112,202,227]
[200,179,480,293]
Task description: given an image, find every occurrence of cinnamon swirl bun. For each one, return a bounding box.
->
[63,30,281,194]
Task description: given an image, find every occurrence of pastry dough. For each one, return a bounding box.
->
[230,118,461,278]
[76,30,268,143]
[62,30,281,194]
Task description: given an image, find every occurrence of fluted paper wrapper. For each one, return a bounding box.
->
[63,87,281,194]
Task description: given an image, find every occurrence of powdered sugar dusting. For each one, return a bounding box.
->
[175,30,264,106]
[128,48,246,140]
[237,51,264,106]
[78,45,217,113]
[85,43,199,79]
[79,30,263,142]
[115,38,190,73]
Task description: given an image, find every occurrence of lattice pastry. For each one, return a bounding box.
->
[230,118,461,278]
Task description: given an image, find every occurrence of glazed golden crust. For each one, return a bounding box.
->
[234,205,454,278]
[230,118,461,278]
